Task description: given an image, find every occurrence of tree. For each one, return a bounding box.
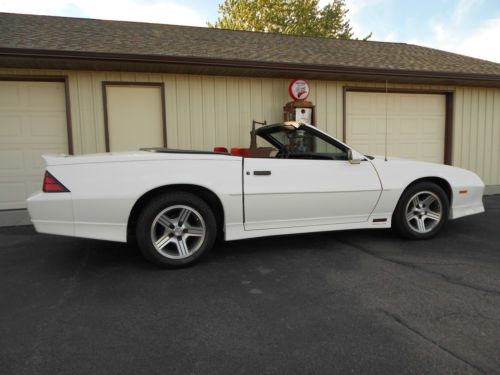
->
[208,0,366,40]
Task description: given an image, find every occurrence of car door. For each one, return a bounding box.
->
[243,124,381,231]
[243,158,381,230]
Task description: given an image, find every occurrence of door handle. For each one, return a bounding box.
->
[253,170,271,176]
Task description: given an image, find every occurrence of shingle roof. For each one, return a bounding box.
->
[1,12,500,82]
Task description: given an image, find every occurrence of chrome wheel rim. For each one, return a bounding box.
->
[405,191,443,234]
[150,205,206,259]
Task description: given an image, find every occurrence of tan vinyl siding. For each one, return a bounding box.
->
[1,68,499,185]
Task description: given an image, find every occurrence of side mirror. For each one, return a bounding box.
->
[347,149,362,164]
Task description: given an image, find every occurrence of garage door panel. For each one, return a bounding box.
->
[27,146,66,170]
[0,182,27,209]
[30,150,48,170]
[420,142,444,160]
[349,117,372,135]
[421,117,445,134]
[421,96,445,113]
[0,150,24,170]
[393,143,418,159]
[26,177,44,195]
[375,96,389,113]
[400,118,419,134]
[0,81,68,210]
[387,118,403,134]
[400,95,419,112]
[27,83,66,109]
[0,83,20,107]
[346,92,445,163]
[0,115,23,137]
[350,94,371,112]
[374,118,387,135]
[374,143,387,156]
[28,114,68,138]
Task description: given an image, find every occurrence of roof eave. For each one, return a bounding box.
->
[2,47,500,87]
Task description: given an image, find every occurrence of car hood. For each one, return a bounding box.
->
[368,155,484,189]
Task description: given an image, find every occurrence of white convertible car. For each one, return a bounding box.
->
[27,121,485,267]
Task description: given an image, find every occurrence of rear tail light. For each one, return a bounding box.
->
[43,171,70,193]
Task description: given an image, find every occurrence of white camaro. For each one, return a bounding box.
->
[28,122,485,267]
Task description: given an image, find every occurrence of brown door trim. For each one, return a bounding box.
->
[0,74,74,154]
[102,81,167,152]
[343,86,454,165]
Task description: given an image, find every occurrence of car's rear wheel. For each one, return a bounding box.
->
[136,192,216,268]
[393,182,449,240]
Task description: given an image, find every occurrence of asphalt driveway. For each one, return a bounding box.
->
[1,196,499,375]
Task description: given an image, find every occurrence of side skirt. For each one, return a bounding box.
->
[224,220,391,241]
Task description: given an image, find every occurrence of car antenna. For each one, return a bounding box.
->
[384,80,389,162]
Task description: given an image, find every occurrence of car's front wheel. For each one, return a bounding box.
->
[393,182,449,240]
[136,192,217,268]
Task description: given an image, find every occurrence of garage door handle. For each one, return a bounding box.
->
[254,170,271,176]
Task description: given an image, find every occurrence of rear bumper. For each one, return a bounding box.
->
[27,191,74,236]
[27,191,127,242]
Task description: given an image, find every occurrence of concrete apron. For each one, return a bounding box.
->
[0,210,31,227]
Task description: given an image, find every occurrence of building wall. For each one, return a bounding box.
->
[1,68,499,187]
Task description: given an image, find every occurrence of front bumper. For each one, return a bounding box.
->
[450,184,485,220]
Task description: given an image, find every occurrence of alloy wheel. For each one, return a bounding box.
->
[405,191,443,234]
[150,205,206,259]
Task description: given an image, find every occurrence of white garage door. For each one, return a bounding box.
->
[0,81,69,209]
[346,91,446,163]
[105,84,165,152]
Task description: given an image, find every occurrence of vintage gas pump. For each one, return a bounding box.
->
[236,79,316,158]
[283,79,315,152]
[283,79,315,125]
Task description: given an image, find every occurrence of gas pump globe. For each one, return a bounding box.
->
[283,79,315,125]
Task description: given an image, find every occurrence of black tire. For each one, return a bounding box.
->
[135,191,217,268]
[393,182,449,240]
